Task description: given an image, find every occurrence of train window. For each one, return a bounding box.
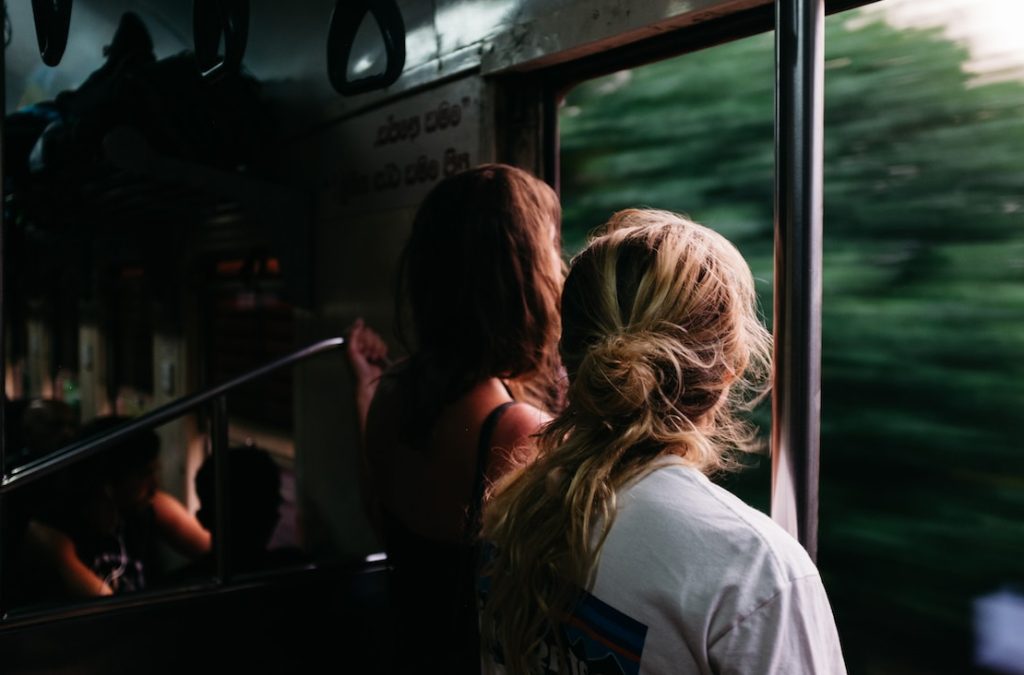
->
[0,5,312,624]
[205,254,296,434]
[560,29,776,514]
[558,1,1024,672]
[2,416,212,613]
[110,265,155,414]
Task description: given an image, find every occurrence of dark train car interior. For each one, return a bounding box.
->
[1,0,1022,673]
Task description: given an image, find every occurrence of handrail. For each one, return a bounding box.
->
[0,553,387,632]
[0,337,346,494]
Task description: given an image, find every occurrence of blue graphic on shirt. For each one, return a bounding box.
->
[546,590,647,675]
[481,565,647,675]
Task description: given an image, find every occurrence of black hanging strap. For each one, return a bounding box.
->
[31,0,73,67]
[192,0,249,82]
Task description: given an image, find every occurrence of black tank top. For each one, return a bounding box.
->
[381,401,515,675]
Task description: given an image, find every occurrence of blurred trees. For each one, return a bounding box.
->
[560,10,1024,673]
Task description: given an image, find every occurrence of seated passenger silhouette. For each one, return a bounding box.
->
[178,445,306,579]
[16,417,210,602]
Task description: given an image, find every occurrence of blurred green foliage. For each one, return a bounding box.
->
[560,10,1024,674]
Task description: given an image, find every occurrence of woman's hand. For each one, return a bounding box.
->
[346,318,389,439]
[346,318,389,386]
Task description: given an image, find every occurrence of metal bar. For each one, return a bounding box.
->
[211,396,229,583]
[0,337,346,493]
[771,0,824,560]
[0,557,376,631]
[545,0,866,95]
[1,27,7,617]
[547,3,775,90]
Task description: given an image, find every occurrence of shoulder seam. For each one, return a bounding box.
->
[707,573,822,647]
[684,468,792,578]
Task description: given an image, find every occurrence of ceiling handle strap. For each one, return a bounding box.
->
[193,0,249,82]
[31,0,73,67]
[327,0,406,96]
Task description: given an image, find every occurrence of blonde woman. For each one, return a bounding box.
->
[480,210,845,674]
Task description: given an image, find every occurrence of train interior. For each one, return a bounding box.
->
[2,0,1023,673]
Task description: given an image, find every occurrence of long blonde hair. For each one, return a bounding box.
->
[480,209,772,674]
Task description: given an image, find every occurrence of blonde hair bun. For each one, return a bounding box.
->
[572,332,656,419]
[571,326,723,424]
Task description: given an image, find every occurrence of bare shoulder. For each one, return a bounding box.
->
[491,401,548,465]
[496,402,551,444]
[483,402,549,483]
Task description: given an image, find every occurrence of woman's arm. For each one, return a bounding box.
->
[152,490,212,558]
[24,519,114,597]
[345,318,390,537]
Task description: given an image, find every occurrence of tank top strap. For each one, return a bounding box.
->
[465,400,516,543]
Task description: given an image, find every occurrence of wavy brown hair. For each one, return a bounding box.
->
[480,209,772,673]
[395,164,565,436]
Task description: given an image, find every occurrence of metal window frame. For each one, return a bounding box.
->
[1,30,7,610]
[534,0,867,559]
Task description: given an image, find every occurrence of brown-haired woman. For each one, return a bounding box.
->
[480,210,845,674]
[347,164,565,674]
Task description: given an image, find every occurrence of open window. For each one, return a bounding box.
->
[554,1,1024,671]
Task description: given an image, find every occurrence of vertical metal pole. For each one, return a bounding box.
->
[772,0,824,560]
[211,395,230,582]
[0,24,8,617]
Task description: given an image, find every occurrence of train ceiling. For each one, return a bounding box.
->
[4,0,414,114]
[3,0,510,116]
[4,0,755,117]
[4,1,332,307]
